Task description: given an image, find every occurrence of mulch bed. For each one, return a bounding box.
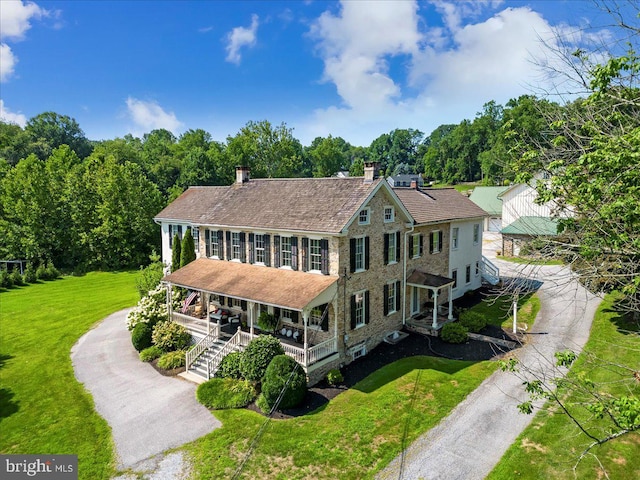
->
[253,325,519,420]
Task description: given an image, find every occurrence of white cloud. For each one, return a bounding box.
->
[225,14,259,65]
[0,99,27,126]
[0,1,48,82]
[125,97,183,134]
[300,0,595,146]
[0,43,17,82]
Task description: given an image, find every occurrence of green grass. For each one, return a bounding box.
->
[186,357,497,479]
[488,292,640,480]
[498,255,563,266]
[430,182,481,193]
[466,291,540,332]
[0,272,138,480]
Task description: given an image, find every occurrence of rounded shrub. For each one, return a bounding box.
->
[157,350,186,370]
[459,310,487,333]
[139,345,163,362]
[46,262,60,280]
[258,355,307,413]
[131,322,153,352]
[196,378,257,409]
[440,322,469,344]
[10,270,24,286]
[152,321,191,352]
[240,335,285,383]
[0,269,13,289]
[216,351,243,379]
[36,264,49,281]
[23,263,37,283]
[326,368,344,386]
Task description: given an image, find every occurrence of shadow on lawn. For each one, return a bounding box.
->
[604,302,640,335]
[0,353,19,422]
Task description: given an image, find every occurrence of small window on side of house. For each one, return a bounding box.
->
[358,208,370,225]
[384,206,394,223]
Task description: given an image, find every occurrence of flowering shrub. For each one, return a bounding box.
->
[126,285,179,331]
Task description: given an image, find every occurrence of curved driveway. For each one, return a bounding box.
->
[71,309,220,471]
[378,239,601,479]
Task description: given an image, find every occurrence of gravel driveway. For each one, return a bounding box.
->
[377,240,602,479]
[71,309,220,471]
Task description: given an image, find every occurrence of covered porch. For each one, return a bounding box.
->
[406,270,455,332]
[162,258,340,371]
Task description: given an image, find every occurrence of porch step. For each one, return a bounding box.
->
[187,339,227,379]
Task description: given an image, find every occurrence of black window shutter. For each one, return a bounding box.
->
[364,291,370,324]
[248,233,255,264]
[350,295,357,329]
[291,237,298,270]
[178,225,182,238]
[320,304,329,331]
[350,238,356,273]
[438,231,443,251]
[291,310,299,324]
[364,236,370,270]
[396,280,401,312]
[429,232,434,254]
[205,229,210,257]
[220,295,226,306]
[395,231,401,262]
[240,233,246,262]
[274,235,281,267]
[419,234,424,256]
[383,284,389,316]
[169,225,173,248]
[383,233,389,265]
[218,231,224,259]
[241,300,247,311]
[321,239,329,275]
[264,234,271,266]
[408,235,413,256]
[301,238,309,272]
[274,307,280,320]
[226,231,231,260]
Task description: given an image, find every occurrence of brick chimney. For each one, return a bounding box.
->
[235,166,250,185]
[363,162,379,183]
[410,180,418,189]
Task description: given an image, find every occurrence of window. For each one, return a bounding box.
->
[168,224,182,248]
[410,233,422,258]
[353,292,366,328]
[358,208,370,225]
[350,343,367,360]
[254,234,265,264]
[475,261,480,276]
[281,309,293,321]
[355,237,365,271]
[430,230,442,254]
[207,230,221,258]
[309,239,322,271]
[280,236,292,267]
[473,224,480,245]
[384,281,401,316]
[385,232,400,264]
[191,227,199,250]
[452,227,459,249]
[384,206,395,223]
[233,298,244,309]
[466,265,471,284]
[232,232,241,260]
[452,269,458,289]
[310,307,323,328]
[350,237,369,273]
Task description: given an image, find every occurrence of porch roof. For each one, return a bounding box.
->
[162,258,338,311]
[407,270,454,289]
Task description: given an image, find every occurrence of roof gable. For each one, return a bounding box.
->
[155,177,385,234]
[393,187,487,225]
[469,186,509,216]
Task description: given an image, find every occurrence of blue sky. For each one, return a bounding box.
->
[0,0,620,146]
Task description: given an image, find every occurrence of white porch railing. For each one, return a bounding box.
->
[281,338,338,367]
[186,324,220,370]
[207,328,249,379]
[481,255,500,285]
[171,311,209,333]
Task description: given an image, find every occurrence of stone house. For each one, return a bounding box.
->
[154,165,492,384]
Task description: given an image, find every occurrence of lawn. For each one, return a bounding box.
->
[487,292,640,480]
[186,357,497,479]
[466,290,541,332]
[0,272,138,480]
[498,255,563,266]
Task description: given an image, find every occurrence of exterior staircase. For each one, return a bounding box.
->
[187,339,229,380]
[480,255,501,286]
[185,328,249,381]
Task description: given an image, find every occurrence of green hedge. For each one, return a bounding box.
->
[139,345,163,362]
[441,323,469,344]
[215,351,243,379]
[131,322,153,352]
[240,335,285,383]
[196,378,257,409]
[459,310,487,333]
[257,355,307,413]
[157,350,186,370]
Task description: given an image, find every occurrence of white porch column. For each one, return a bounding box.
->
[432,289,439,329]
[166,284,172,321]
[303,311,309,367]
[206,292,211,335]
[448,285,454,320]
[332,299,338,343]
[248,301,255,336]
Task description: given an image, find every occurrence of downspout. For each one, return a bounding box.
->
[402,223,415,326]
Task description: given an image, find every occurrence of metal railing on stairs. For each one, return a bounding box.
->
[185,323,220,371]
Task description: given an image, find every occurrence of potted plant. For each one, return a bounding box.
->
[257,311,278,334]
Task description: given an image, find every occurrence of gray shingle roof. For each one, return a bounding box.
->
[393,187,488,225]
[155,177,384,234]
